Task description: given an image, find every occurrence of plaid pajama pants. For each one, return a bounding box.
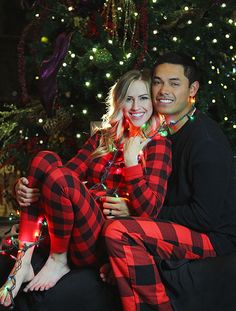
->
[19,151,105,267]
[103,218,216,311]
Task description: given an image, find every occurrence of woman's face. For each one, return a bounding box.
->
[122,80,153,129]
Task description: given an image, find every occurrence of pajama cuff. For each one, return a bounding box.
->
[123,164,143,181]
[50,235,70,253]
[18,219,41,243]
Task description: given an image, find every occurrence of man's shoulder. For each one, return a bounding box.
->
[192,110,224,141]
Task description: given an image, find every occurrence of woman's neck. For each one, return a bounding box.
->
[128,126,141,137]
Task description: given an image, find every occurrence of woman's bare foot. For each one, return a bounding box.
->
[24,252,70,292]
[99,263,116,285]
[0,257,34,307]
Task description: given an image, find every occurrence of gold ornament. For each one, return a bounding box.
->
[43,109,72,136]
[102,0,138,47]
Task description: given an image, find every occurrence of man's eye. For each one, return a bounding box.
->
[152,80,161,85]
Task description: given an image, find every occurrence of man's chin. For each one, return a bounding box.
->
[155,106,173,115]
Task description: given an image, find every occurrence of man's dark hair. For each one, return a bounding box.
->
[153,52,200,85]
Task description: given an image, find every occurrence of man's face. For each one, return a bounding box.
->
[152,63,198,120]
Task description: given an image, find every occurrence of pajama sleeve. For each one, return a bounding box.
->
[123,136,172,218]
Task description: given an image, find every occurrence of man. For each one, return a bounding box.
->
[103,52,236,311]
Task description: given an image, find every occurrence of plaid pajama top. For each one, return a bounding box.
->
[66,131,172,218]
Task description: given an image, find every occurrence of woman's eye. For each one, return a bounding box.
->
[140,96,149,100]
[125,97,132,103]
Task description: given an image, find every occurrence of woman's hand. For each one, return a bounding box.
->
[123,136,150,167]
[15,177,40,207]
[102,196,130,219]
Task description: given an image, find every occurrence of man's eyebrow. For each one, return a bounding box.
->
[169,78,180,81]
[152,76,180,81]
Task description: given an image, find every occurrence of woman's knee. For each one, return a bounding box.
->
[31,151,62,167]
[42,166,77,196]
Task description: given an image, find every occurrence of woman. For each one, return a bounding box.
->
[0,69,172,307]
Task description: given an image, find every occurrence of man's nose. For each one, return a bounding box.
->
[159,84,170,95]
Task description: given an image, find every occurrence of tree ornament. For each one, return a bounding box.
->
[39,32,73,117]
[93,48,113,67]
[102,0,138,47]
[42,108,72,136]
[40,36,49,43]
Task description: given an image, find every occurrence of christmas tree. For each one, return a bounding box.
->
[0,0,235,175]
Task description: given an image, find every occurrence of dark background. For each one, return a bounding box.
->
[0,1,26,104]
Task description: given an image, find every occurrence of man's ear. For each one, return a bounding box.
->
[190,81,199,97]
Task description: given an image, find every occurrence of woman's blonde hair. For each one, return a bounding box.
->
[92,69,161,158]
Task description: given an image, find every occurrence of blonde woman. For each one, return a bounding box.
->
[0,69,172,307]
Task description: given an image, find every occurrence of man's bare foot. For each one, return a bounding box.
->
[0,259,34,307]
[99,263,116,285]
[24,252,70,292]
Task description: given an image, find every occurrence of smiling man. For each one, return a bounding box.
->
[103,52,236,311]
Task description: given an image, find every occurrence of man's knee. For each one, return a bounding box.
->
[102,220,126,242]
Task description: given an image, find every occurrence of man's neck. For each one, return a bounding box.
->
[164,106,196,134]
[165,116,189,134]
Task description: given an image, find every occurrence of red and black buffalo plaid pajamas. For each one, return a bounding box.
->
[103,218,216,311]
[19,132,172,267]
